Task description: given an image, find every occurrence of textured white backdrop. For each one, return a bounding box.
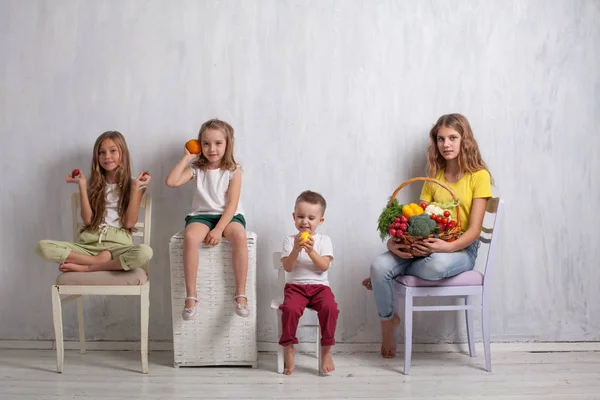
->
[1,0,598,344]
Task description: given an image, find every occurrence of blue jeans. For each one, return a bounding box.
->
[369,240,479,320]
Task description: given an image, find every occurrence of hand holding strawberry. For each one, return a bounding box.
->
[133,171,151,189]
[66,169,86,185]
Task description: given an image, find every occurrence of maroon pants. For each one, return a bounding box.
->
[278,283,340,347]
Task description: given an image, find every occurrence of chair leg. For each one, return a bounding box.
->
[51,285,64,373]
[276,309,284,374]
[140,283,150,374]
[465,296,476,357]
[316,325,322,376]
[482,293,492,372]
[76,296,86,354]
[403,290,413,375]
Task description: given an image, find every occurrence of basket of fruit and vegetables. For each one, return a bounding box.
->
[377,177,461,255]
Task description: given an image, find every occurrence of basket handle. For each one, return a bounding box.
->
[389,177,461,226]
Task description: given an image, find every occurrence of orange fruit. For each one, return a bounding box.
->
[185,139,201,154]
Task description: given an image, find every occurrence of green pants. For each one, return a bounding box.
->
[35,226,153,271]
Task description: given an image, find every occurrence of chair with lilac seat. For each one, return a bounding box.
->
[394,197,503,375]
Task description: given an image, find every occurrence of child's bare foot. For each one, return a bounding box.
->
[283,345,296,375]
[381,315,401,358]
[59,263,90,272]
[361,277,372,290]
[321,346,335,374]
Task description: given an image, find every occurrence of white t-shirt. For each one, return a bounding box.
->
[188,167,244,216]
[104,183,121,227]
[281,233,334,286]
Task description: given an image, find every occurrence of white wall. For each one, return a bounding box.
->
[1,0,598,344]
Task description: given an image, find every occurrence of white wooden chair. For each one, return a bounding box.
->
[51,192,152,374]
[270,251,322,375]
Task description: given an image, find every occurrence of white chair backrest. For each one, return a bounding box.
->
[272,251,285,291]
[71,192,153,246]
[479,197,503,289]
[272,252,286,306]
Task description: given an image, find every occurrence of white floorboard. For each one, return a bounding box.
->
[0,349,599,399]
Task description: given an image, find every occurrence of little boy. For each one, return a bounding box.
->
[279,190,339,375]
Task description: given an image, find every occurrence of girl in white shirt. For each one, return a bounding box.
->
[36,131,153,273]
[165,119,249,320]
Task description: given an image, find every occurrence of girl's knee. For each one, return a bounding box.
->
[417,257,448,280]
[35,240,51,258]
[369,253,395,281]
[183,227,205,244]
[226,225,247,245]
[138,244,153,263]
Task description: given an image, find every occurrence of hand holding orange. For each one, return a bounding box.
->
[185,139,201,154]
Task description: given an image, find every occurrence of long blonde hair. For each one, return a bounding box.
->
[426,113,494,184]
[192,119,238,171]
[85,131,133,232]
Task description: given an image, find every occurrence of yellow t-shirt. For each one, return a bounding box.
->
[420,169,492,232]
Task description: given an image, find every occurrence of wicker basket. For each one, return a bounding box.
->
[169,231,257,368]
[388,177,461,255]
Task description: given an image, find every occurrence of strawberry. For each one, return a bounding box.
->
[72,169,80,178]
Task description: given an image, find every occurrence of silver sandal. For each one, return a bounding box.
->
[234,295,250,318]
[182,296,198,321]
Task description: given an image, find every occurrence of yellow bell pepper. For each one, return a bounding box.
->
[403,203,423,219]
[410,203,424,216]
[402,205,414,218]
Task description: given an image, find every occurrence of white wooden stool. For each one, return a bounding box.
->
[169,231,257,367]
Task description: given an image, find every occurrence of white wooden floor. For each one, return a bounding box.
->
[1,349,599,399]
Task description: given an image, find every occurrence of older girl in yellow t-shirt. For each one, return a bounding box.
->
[363,113,493,359]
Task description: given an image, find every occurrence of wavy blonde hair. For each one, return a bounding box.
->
[85,131,133,233]
[426,113,494,185]
[192,119,238,171]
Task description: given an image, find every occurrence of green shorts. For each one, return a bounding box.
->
[185,213,246,229]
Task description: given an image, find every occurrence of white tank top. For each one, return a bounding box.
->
[104,183,121,227]
[188,167,244,216]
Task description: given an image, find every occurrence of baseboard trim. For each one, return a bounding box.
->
[1,340,599,353]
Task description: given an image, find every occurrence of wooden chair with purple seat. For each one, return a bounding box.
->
[394,197,503,375]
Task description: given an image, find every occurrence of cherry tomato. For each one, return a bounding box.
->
[442,218,448,224]
[443,210,451,217]
[420,202,427,210]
